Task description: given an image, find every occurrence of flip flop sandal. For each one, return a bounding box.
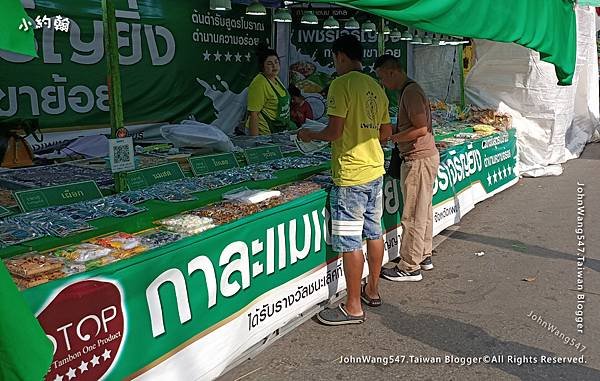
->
[361,284,382,307]
[317,304,365,326]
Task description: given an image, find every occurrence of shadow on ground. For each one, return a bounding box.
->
[439,230,600,273]
[371,304,599,381]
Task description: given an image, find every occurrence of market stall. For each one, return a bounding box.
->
[0,125,517,380]
[0,1,578,380]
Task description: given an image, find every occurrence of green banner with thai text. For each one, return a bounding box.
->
[0,1,271,134]
[12,131,518,380]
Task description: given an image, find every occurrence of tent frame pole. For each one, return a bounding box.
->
[102,0,127,192]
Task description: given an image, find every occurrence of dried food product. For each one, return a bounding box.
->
[135,229,182,249]
[0,189,16,207]
[4,253,63,278]
[53,243,113,263]
[12,270,65,289]
[0,221,43,247]
[90,232,148,259]
[158,215,216,235]
[0,164,113,188]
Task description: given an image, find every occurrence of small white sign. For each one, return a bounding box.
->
[109,137,135,173]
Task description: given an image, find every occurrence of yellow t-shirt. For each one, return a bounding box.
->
[245,74,287,135]
[327,71,390,186]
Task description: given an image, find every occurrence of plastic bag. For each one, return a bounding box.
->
[161,121,235,152]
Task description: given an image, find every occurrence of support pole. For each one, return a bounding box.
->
[378,18,385,56]
[459,45,466,108]
[102,0,127,192]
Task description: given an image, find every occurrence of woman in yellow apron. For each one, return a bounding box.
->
[246,47,294,135]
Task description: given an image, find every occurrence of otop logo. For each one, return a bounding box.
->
[38,279,126,381]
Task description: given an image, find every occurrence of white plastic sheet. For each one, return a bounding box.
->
[413,45,462,104]
[160,121,235,152]
[465,6,600,177]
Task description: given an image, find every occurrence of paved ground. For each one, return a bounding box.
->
[220,143,600,381]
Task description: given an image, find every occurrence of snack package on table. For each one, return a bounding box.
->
[12,269,65,289]
[3,253,67,289]
[90,232,148,259]
[0,220,43,247]
[158,215,216,235]
[135,229,183,249]
[53,243,114,263]
[4,253,63,278]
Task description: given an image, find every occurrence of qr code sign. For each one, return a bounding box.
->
[113,144,131,164]
[109,138,135,172]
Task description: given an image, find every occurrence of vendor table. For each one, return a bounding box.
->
[3,129,517,380]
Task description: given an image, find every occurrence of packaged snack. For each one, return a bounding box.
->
[53,243,113,263]
[91,232,148,259]
[158,215,216,235]
[4,253,63,278]
[12,270,65,289]
[135,229,182,249]
[62,256,117,275]
[0,221,42,247]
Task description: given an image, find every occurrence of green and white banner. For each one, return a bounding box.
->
[0,0,271,134]
[16,131,517,380]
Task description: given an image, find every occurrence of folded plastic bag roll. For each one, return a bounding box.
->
[293,120,329,154]
[161,121,235,152]
[302,119,327,131]
[223,189,281,204]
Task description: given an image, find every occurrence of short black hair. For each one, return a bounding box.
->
[256,43,279,72]
[288,84,302,98]
[332,34,363,62]
[373,54,404,71]
[374,54,404,71]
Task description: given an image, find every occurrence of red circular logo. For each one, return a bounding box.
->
[38,280,125,381]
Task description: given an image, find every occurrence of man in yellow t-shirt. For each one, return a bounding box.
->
[298,35,392,326]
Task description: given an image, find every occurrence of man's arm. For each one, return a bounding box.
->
[380,123,392,143]
[298,116,345,142]
[390,125,427,143]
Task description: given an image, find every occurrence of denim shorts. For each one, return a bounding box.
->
[329,176,384,252]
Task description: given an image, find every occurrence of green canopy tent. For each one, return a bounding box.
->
[0,2,54,381]
[306,0,577,85]
[0,0,37,57]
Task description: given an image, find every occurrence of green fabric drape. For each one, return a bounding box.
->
[0,0,37,57]
[310,0,577,85]
[0,264,53,381]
